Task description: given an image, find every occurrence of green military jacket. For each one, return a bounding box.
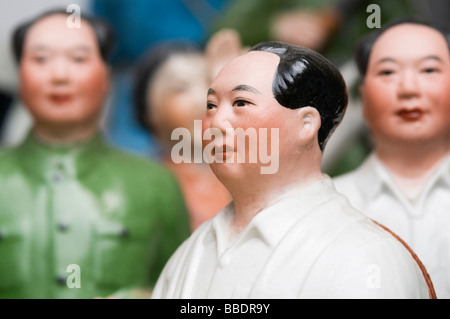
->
[0,131,190,299]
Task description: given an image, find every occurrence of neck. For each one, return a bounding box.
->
[33,121,98,145]
[375,139,449,178]
[226,162,323,237]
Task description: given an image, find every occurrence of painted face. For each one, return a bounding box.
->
[147,53,208,148]
[19,14,109,128]
[361,23,450,147]
[203,51,298,180]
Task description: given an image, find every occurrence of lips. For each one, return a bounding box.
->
[48,94,74,105]
[396,108,424,121]
[213,144,235,160]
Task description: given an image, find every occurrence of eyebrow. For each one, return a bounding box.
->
[420,55,443,63]
[375,55,443,65]
[232,84,261,95]
[28,44,93,53]
[207,84,262,97]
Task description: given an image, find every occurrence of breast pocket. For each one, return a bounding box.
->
[93,220,152,288]
[0,223,29,290]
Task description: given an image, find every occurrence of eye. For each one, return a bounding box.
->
[422,67,439,74]
[377,69,394,76]
[233,99,254,107]
[33,56,48,64]
[206,102,216,110]
[72,56,88,63]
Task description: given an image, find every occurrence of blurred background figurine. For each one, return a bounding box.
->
[90,0,231,158]
[133,41,232,230]
[0,9,190,298]
[334,17,450,298]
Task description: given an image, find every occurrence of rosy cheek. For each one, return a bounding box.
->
[363,81,392,110]
[78,67,109,99]
[201,119,210,134]
[20,66,42,89]
[201,118,214,146]
[19,78,42,105]
[165,105,191,131]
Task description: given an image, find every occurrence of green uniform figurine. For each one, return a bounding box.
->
[0,9,190,299]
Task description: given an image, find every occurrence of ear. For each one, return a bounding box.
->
[297,106,321,146]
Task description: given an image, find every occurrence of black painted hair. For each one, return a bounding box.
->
[11,8,115,64]
[354,15,450,79]
[250,41,348,151]
[133,41,203,133]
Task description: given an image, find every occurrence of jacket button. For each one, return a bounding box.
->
[119,228,129,238]
[52,171,64,182]
[56,275,66,286]
[57,223,69,232]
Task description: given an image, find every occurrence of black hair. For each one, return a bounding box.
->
[11,8,115,64]
[354,15,450,79]
[250,41,348,151]
[133,41,203,134]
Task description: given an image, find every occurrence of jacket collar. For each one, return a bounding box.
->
[16,130,107,183]
[355,152,450,216]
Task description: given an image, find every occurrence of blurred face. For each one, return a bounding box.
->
[19,14,109,129]
[203,51,298,181]
[361,24,450,147]
[147,53,208,147]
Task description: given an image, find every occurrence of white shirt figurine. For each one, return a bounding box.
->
[152,176,433,298]
[333,18,450,298]
[335,154,450,298]
[153,41,435,299]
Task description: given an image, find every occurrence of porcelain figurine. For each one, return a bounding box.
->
[0,9,190,299]
[334,16,450,299]
[152,41,435,299]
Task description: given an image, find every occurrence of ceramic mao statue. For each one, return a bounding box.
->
[334,16,450,298]
[134,41,231,230]
[0,9,190,299]
[151,41,435,299]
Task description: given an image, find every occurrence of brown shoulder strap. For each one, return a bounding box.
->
[371,220,437,299]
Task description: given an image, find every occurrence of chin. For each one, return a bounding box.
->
[381,132,440,147]
[210,162,264,184]
[43,117,88,125]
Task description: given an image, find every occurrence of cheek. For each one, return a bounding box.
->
[201,124,210,148]
[425,82,450,110]
[361,81,393,123]
[19,65,44,99]
[158,95,197,131]
[76,66,109,102]
[430,92,450,129]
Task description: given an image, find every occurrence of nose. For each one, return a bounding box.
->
[209,103,233,134]
[50,57,70,84]
[397,69,421,99]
